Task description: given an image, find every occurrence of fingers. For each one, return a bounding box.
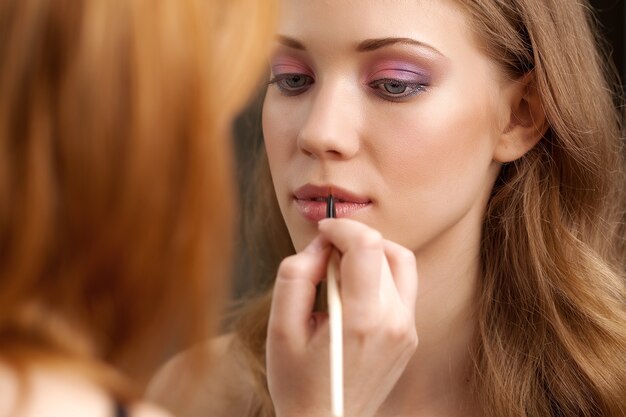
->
[318,218,385,307]
[318,218,418,319]
[270,218,418,349]
[267,220,418,417]
[384,240,418,313]
[268,235,330,347]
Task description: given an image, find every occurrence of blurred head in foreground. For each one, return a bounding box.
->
[0,0,275,403]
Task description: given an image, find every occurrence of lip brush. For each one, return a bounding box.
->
[326,194,344,417]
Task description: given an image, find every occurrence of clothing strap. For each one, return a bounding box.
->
[114,401,129,417]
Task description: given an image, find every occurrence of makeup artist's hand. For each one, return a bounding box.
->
[267,218,418,417]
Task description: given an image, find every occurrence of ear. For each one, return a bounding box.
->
[494,71,548,163]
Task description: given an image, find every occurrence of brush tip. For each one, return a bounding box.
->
[326,194,336,219]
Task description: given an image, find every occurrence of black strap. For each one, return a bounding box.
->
[114,401,129,417]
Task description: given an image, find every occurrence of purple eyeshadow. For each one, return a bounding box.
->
[369,60,432,84]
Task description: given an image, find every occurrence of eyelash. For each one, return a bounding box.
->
[267,73,315,96]
[367,78,427,100]
[268,73,428,101]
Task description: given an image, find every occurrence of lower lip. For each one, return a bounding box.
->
[294,198,371,222]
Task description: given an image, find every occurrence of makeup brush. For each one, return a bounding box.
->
[326,194,344,417]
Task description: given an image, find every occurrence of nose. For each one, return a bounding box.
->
[297,80,360,160]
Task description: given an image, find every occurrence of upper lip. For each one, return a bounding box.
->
[293,184,371,203]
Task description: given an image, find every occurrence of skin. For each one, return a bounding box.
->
[263,0,545,416]
[0,362,172,417]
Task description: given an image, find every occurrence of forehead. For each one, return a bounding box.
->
[277,0,476,56]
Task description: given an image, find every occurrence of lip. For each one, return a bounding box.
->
[293,184,372,222]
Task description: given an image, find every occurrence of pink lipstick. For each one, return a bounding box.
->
[294,184,371,222]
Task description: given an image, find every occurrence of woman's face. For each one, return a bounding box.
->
[263,0,511,253]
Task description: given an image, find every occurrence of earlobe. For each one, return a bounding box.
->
[494,72,548,163]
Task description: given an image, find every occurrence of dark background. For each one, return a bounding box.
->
[594,0,624,87]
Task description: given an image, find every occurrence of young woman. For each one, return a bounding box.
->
[0,0,275,416]
[149,0,625,416]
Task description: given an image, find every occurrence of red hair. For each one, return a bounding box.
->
[0,0,275,396]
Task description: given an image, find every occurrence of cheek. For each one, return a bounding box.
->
[374,90,499,192]
[261,99,290,214]
[262,95,292,173]
[367,90,501,248]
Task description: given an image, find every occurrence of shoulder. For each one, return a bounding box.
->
[0,361,172,417]
[130,403,173,417]
[146,333,256,417]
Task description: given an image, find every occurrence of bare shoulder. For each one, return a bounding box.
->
[0,361,172,417]
[131,402,173,417]
[146,333,257,417]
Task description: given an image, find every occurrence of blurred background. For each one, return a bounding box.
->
[594,0,624,87]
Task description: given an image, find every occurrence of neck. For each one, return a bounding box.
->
[380,205,483,417]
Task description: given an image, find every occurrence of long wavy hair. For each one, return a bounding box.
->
[233,0,626,416]
[0,0,275,403]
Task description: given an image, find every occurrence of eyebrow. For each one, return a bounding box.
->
[276,35,444,57]
[357,37,443,56]
[277,35,306,50]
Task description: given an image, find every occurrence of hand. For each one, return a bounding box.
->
[267,218,418,417]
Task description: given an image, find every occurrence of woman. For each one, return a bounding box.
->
[149,0,626,416]
[0,0,274,416]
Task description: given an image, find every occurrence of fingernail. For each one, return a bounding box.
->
[318,218,331,228]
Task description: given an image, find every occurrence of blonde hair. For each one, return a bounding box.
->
[234,0,626,416]
[0,0,275,401]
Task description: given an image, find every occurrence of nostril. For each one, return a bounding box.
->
[296,126,359,160]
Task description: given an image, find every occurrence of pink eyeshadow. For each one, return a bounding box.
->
[368,60,431,81]
[270,56,313,75]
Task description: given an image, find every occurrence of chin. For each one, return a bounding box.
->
[287,225,315,252]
